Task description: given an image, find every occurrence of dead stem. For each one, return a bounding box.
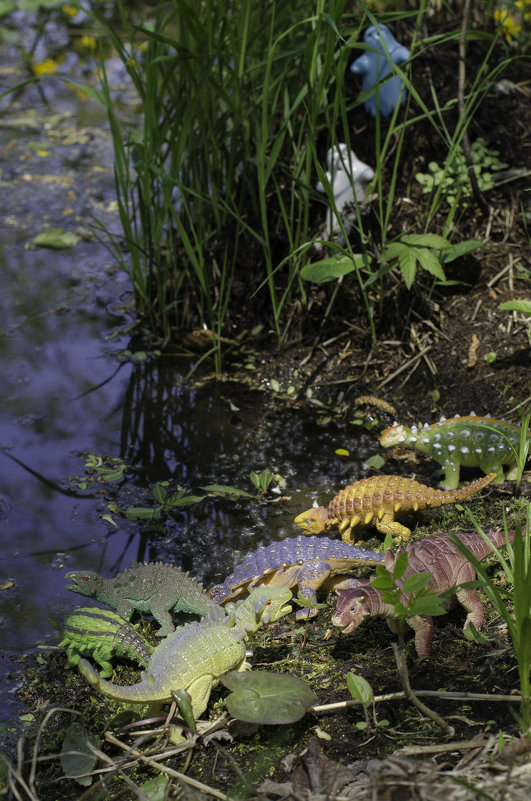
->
[392,643,455,736]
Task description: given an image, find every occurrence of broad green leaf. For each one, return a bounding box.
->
[409,595,447,617]
[138,773,169,801]
[392,551,409,581]
[499,300,531,316]
[165,494,207,505]
[200,484,255,497]
[415,248,446,281]
[152,483,167,504]
[401,233,450,249]
[401,572,432,594]
[123,506,159,520]
[300,255,360,284]
[397,246,417,289]
[60,724,100,787]
[33,228,81,249]
[346,672,373,707]
[95,465,127,482]
[221,670,316,724]
[441,240,483,263]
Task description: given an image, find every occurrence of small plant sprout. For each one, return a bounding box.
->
[346,672,388,730]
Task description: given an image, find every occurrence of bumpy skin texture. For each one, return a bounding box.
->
[77,587,292,742]
[380,415,528,490]
[294,473,496,545]
[332,528,514,656]
[51,607,152,678]
[65,561,220,636]
[208,535,384,619]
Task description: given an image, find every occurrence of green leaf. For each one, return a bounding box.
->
[499,300,531,316]
[401,572,432,594]
[123,506,159,520]
[363,454,385,469]
[33,228,81,249]
[138,774,170,801]
[408,595,447,617]
[152,482,167,504]
[60,724,100,787]
[397,246,417,289]
[415,248,446,281]
[270,378,281,392]
[221,670,316,724]
[95,465,127,482]
[392,551,409,581]
[300,255,361,284]
[401,233,450,249]
[200,484,255,497]
[441,240,483,263]
[346,672,373,707]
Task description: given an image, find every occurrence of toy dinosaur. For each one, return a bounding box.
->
[380,415,529,489]
[65,561,220,636]
[332,528,515,656]
[208,535,384,619]
[76,587,293,742]
[294,473,496,545]
[50,606,153,678]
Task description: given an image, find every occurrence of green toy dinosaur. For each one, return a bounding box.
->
[65,560,220,636]
[77,587,293,742]
[50,606,153,678]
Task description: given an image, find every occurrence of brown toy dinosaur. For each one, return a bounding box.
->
[332,528,515,656]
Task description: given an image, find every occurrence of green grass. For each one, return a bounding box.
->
[85,0,523,363]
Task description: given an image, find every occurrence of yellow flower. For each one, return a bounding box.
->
[61,4,78,16]
[80,35,97,50]
[32,59,59,77]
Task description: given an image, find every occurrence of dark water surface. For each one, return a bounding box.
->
[0,60,378,734]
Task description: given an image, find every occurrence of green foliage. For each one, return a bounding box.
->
[249,467,274,494]
[499,299,531,316]
[60,724,100,787]
[221,670,316,724]
[32,228,81,249]
[346,673,389,730]
[453,507,531,732]
[415,138,508,206]
[370,554,447,620]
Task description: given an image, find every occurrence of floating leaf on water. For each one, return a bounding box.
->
[33,228,81,249]
[221,670,317,724]
[60,724,100,787]
[335,448,350,457]
[270,378,281,392]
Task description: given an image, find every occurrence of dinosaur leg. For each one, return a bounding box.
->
[408,615,435,658]
[150,606,176,637]
[375,513,411,544]
[294,563,335,619]
[479,459,505,483]
[169,676,215,744]
[438,463,460,491]
[455,587,485,633]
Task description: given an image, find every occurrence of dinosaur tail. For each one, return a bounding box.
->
[431,472,497,507]
[454,527,517,561]
[77,658,166,703]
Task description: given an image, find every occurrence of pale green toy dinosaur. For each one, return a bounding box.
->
[77,587,293,742]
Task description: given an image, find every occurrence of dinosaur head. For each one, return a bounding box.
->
[331,588,371,633]
[379,423,408,447]
[65,570,105,598]
[294,507,328,534]
[231,587,293,633]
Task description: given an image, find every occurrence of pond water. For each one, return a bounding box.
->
[0,46,381,735]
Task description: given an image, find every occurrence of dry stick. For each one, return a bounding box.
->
[105,732,231,801]
[392,643,455,735]
[311,689,522,714]
[376,344,432,389]
[458,0,488,213]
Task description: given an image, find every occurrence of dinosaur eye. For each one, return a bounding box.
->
[81,576,90,582]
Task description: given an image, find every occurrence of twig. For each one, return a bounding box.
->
[392,643,454,735]
[311,689,522,714]
[376,345,432,389]
[105,732,232,801]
